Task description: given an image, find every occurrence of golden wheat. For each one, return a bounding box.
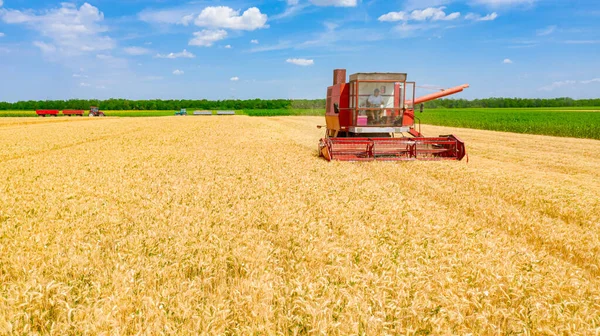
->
[0,116,599,335]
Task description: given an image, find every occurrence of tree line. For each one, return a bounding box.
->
[0,97,598,110]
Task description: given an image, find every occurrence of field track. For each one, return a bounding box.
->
[1,116,599,334]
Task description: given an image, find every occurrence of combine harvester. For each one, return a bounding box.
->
[318,69,469,161]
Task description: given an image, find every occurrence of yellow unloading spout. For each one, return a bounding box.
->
[406,84,470,106]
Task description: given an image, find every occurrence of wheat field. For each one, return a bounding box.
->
[0,116,599,335]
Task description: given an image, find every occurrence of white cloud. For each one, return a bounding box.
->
[286,58,314,66]
[96,85,106,89]
[189,29,228,47]
[465,12,498,21]
[538,80,576,91]
[379,7,460,22]
[581,78,600,84]
[80,82,91,87]
[503,58,513,64]
[251,39,259,44]
[536,25,556,36]
[538,78,600,91]
[224,44,232,49]
[0,0,3,7]
[378,12,408,22]
[173,69,184,75]
[33,41,56,53]
[310,0,357,7]
[194,7,268,31]
[138,8,195,26]
[1,3,115,55]
[72,73,88,78]
[124,47,151,55]
[155,49,196,58]
[230,77,239,81]
[411,7,460,21]
[0,32,4,37]
[271,3,311,20]
[249,41,293,52]
[181,14,195,26]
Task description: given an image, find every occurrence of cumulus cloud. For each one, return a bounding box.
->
[80,82,91,87]
[0,32,4,37]
[0,0,3,7]
[124,47,151,55]
[250,39,259,44]
[379,7,460,22]
[286,58,314,66]
[155,49,195,58]
[465,12,498,21]
[173,69,184,75]
[224,44,232,49]
[230,77,239,81]
[189,29,227,47]
[1,3,115,55]
[194,7,268,31]
[503,58,513,64]
[378,12,409,22]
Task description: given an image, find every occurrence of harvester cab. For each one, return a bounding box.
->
[89,106,105,117]
[318,69,469,161]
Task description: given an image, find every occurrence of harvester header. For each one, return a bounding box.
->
[318,69,469,161]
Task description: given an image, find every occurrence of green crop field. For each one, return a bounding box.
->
[417,108,600,140]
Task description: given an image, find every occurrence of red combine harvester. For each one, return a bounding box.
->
[318,69,469,161]
[63,110,84,116]
[35,110,59,117]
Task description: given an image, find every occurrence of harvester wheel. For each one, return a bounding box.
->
[99,113,105,117]
[89,113,94,117]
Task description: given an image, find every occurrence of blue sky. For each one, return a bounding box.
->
[0,0,599,102]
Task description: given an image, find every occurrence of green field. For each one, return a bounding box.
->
[417,108,600,140]
[1,108,599,140]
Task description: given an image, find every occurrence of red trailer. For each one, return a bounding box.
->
[35,110,59,117]
[62,110,84,116]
